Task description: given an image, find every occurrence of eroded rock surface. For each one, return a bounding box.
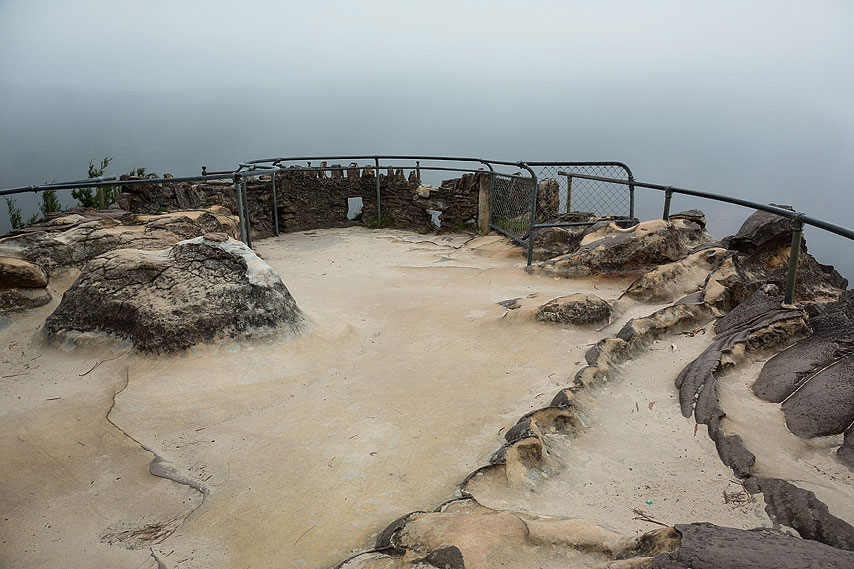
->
[749,291,854,468]
[625,248,728,303]
[341,498,680,569]
[725,207,847,305]
[653,522,854,569]
[0,256,51,314]
[0,208,238,277]
[43,236,304,352]
[537,293,611,325]
[540,217,712,276]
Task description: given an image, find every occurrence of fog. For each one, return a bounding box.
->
[1,0,852,277]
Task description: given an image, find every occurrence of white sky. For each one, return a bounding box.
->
[1,0,852,273]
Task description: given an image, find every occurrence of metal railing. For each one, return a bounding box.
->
[562,172,854,304]
[2,155,852,306]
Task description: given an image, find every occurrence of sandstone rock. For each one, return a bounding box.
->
[782,355,854,439]
[347,499,680,569]
[0,256,48,287]
[537,178,560,219]
[43,236,304,353]
[537,293,611,325]
[0,209,238,276]
[0,287,51,314]
[540,218,713,276]
[625,248,728,303]
[728,205,794,252]
[720,206,847,306]
[668,209,707,229]
[653,522,854,568]
[754,291,854,403]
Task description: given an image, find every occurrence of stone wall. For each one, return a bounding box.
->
[116,166,486,238]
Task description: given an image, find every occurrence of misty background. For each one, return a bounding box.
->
[1,1,852,278]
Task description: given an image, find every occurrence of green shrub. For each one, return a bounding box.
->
[5,198,22,229]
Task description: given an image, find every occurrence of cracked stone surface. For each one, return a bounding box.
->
[42,236,305,353]
[3,218,853,569]
[538,218,713,277]
[0,207,239,277]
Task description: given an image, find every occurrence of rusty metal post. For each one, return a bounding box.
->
[784,216,804,305]
[663,187,673,220]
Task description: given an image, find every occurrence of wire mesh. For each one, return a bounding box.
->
[489,172,535,242]
[533,164,632,222]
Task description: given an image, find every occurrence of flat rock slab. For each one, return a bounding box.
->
[754,291,854,403]
[652,522,854,569]
[43,236,304,352]
[782,356,854,438]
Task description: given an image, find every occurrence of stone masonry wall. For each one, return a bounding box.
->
[116,166,485,238]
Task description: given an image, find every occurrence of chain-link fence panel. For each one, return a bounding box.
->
[532,163,633,223]
[489,172,535,242]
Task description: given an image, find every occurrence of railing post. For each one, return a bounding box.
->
[662,187,673,220]
[478,162,494,235]
[271,170,279,236]
[374,157,382,223]
[567,174,573,213]
[628,172,635,220]
[784,216,804,305]
[233,174,247,244]
[522,162,539,266]
[242,178,253,249]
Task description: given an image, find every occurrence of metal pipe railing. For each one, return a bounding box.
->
[3,155,850,309]
[564,172,854,304]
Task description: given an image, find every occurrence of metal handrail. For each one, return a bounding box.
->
[2,156,851,306]
[561,172,854,304]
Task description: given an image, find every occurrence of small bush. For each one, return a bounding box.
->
[5,198,22,229]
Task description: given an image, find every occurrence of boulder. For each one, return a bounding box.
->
[753,291,854,402]
[722,206,847,306]
[668,209,707,229]
[43,236,304,353]
[625,248,728,303]
[0,287,51,314]
[653,522,854,569]
[0,256,48,287]
[0,208,239,276]
[0,256,51,314]
[537,293,611,325]
[540,218,713,276]
[728,205,794,252]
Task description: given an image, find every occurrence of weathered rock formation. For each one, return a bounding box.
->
[339,498,681,569]
[536,293,611,326]
[0,207,239,277]
[0,256,51,313]
[540,217,713,276]
[751,291,854,468]
[724,207,847,305]
[43,236,304,352]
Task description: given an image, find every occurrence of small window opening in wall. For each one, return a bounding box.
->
[427,209,442,227]
[347,197,363,220]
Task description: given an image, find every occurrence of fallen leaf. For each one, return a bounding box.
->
[635,401,639,412]
[327,456,335,468]
[671,343,678,352]
[369,451,377,456]
[693,424,699,437]
[648,401,656,410]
